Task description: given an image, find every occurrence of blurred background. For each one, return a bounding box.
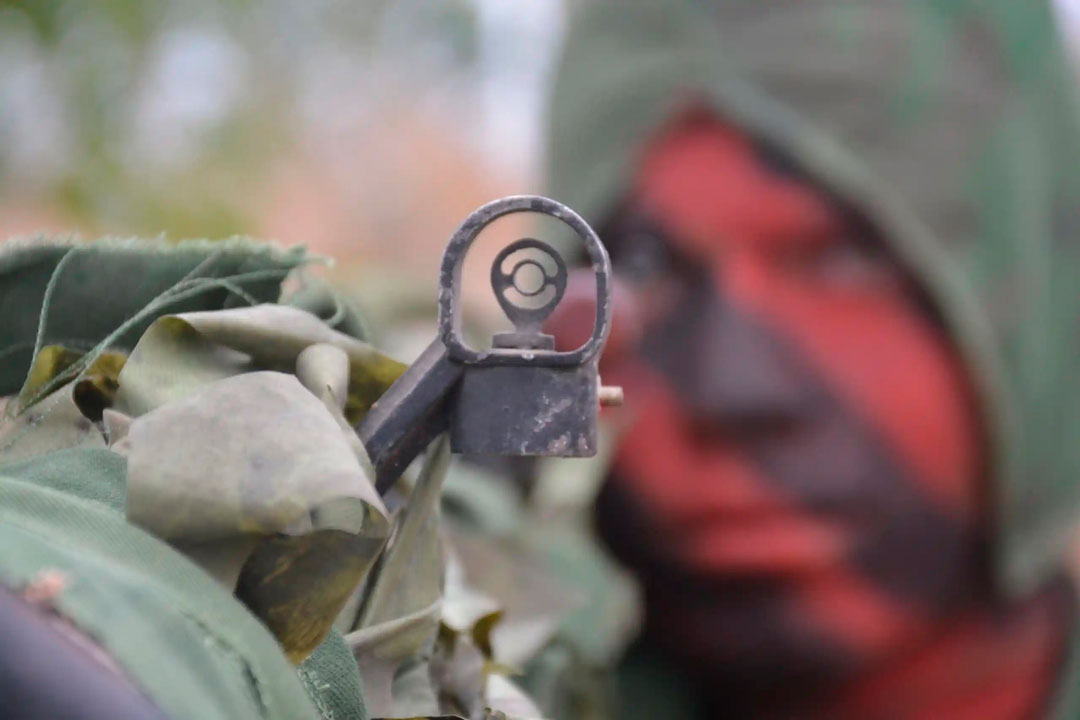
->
[0,0,1080,349]
[0,0,1079,347]
[3,4,1080,719]
[0,0,569,356]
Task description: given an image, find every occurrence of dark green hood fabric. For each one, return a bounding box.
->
[548,0,1080,599]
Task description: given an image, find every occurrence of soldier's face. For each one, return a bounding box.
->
[548,113,985,676]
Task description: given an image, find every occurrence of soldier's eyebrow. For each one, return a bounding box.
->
[600,205,705,278]
[752,136,804,180]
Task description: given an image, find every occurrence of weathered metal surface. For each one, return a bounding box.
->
[356,338,463,493]
[438,195,612,367]
[443,196,612,456]
[451,362,599,456]
[359,195,615,484]
[490,237,568,336]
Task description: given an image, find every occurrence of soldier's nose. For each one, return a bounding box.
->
[641,278,814,431]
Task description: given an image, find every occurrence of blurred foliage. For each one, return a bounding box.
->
[0,0,479,238]
[0,0,164,46]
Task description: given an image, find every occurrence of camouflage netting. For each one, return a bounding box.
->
[0,236,586,720]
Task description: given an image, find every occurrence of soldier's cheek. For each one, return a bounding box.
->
[725,259,982,520]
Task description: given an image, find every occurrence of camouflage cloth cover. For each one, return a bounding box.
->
[0,237,555,720]
[547,0,1080,716]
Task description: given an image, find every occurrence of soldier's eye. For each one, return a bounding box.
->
[822,241,900,292]
[612,229,672,285]
[754,138,802,180]
[779,236,902,295]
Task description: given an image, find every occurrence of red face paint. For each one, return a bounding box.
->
[630,114,980,519]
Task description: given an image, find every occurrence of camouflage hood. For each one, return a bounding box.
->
[547,0,1080,597]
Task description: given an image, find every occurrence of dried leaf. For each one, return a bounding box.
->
[14,345,128,423]
[18,345,82,403]
[237,529,388,664]
[71,351,127,421]
[113,315,253,417]
[445,529,582,669]
[296,343,350,412]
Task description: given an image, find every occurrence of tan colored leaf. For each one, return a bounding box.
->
[125,371,390,664]
[14,345,127,421]
[126,371,386,541]
[163,305,406,421]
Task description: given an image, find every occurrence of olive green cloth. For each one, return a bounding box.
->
[299,630,371,720]
[0,472,322,720]
[287,275,371,342]
[1,446,369,720]
[0,446,125,510]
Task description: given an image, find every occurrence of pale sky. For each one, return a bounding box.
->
[1056,0,1080,70]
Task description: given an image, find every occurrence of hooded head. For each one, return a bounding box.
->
[547,0,1080,599]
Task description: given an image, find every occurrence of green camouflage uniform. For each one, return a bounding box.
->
[547,0,1080,716]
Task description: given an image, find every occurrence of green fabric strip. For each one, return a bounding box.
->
[0,447,126,512]
[298,630,370,720]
